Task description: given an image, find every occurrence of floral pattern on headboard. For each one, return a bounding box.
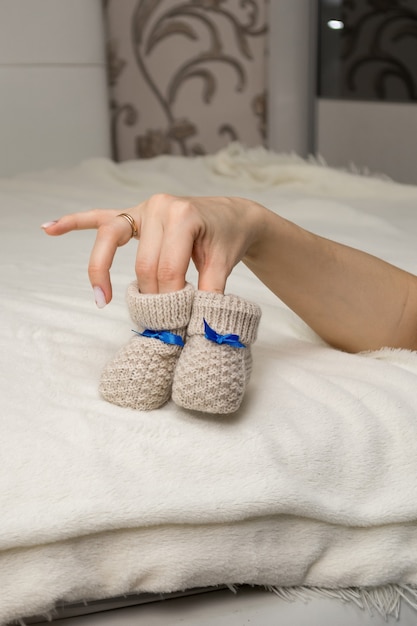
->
[103,0,267,160]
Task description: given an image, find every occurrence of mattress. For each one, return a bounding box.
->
[1,144,417,624]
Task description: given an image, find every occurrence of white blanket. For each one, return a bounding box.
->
[1,144,417,624]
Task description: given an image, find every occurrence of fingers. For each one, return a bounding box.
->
[135,197,195,294]
[41,197,239,303]
[41,209,120,236]
[89,214,141,304]
[192,245,228,294]
[133,217,162,294]
[88,230,118,305]
[42,209,140,306]
[191,231,229,295]
[196,265,227,294]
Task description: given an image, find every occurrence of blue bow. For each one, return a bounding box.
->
[203,319,246,348]
[132,329,184,347]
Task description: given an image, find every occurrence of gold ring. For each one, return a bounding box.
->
[117,213,138,238]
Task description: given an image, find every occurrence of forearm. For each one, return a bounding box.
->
[244,206,417,353]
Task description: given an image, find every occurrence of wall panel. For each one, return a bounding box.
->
[0,0,111,176]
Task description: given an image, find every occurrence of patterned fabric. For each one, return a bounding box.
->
[103,0,268,160]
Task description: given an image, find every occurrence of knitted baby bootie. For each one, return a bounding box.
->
[99,282,194,410]
[172,291,261,414]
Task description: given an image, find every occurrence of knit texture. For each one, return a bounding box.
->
[172,291,262,413]
[99,282,194,410]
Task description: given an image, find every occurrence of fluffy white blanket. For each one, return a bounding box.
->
[1,144,417,624]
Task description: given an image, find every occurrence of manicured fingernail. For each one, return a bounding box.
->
[93,286,107,309]
[41,220,58,229]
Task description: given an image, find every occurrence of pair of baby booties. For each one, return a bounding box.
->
[99,282,262,414]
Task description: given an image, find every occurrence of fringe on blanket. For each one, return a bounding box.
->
[223,584,417,620]
[11,584,417,624]
[262,584,417,620]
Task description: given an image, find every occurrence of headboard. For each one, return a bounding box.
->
[104,0,268,160]
[0,0,111,176]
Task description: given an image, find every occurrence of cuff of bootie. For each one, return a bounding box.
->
[188,291,261,345]
[127,282,194,329]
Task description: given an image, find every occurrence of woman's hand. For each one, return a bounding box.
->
[42,194,265,306]
[42,191,417,352]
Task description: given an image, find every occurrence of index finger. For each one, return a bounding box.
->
[42,208,140,307]
[88,211,144,305]
[41,209,121,235]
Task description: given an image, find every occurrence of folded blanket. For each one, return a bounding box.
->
[1,146,417,624]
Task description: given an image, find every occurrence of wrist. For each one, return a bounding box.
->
[243,202,276,265]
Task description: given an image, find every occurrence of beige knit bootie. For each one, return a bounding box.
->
[99,282,194,410]
[172,291,262,414]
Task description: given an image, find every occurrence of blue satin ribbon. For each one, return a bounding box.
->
[132,329,184,347]
[203,319,246,348]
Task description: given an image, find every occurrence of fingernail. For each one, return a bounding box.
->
[41,220,58,229]
[93,286,107,309]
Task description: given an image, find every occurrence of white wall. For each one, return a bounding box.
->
[317,99,417,185]
[267,0,317,157]
[0,0,111,176]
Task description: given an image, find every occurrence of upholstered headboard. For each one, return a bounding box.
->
[103,0,268,160]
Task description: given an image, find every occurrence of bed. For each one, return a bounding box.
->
[1,143,417,625]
